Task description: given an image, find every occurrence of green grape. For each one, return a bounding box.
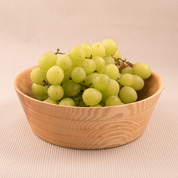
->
[92,74,110,91]
[43,99,58,105]
[71,60,81,68]
[36,95,49,101]
[59,98,75,106]
[62,80,80,97]
[103,56,115,64]
[43,86,48,94]
[131,75,144,91]
[121,67,134,74]
[30,67,47,85]
[70,46,86,62]
[81,59,96,74]
[92,42,105,57]
[38,52,57,71]
[133,62,151,79]
[31,83,47,96]
[72,94,83,106]
[84,73,99,86]
[78,100,88,107]
[112,50,122,59]
[80,43,93,58]
[102,64,119,80]
[92,56,105,72]
[119,73,134,86]
[105,96,122,106]
[101,79,120,102]
[101,39,118,55]
[71,67,86,83]
[90,104,102,107]
[119,86,138,104]
[47,85,64,101]
[46,66,64,85]
[62,68,72,82]
[56,54,72,71]
[82,88,102,106]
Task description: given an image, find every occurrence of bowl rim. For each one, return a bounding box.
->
[14,66,164,109]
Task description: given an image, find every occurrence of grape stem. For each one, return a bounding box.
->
[100,102,105,107]
[85,55,92,59]
[112,57,133,68]
[55,49,65,55]
[112,57,133,88]
[42,79,50,87]
[80,82,92,89]
[116,78,123,89]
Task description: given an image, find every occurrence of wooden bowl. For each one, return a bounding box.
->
[14,66,164,149]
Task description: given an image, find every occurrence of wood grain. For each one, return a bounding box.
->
[14,66,164,149]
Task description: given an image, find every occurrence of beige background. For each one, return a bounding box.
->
[1,0,178,177]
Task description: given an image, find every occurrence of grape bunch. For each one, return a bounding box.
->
[30,39,152,107]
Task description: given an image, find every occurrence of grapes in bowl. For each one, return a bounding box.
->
[14,39,164,149]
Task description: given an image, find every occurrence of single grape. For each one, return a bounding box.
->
[36,95,49,101]
[80,43,93,58]
[56,54,72,71]
[131,75,144,91]
[133,62,151,79]
[81,59,96,74]
[46,66,64,85]
[58,98,75,106]
[48,85,64,101]
[62,80,80,97]
[105,96,122,106]
[84,73,99,86]
[82,88,102,106]
[119,86,138,104]
[112,50,122,59]
[101,39,118,55]
[30,67,47,85]
[102,64,119,80]
[31,83,47,96]
[92,42,105,57]
[70,46,86,62]
[44,99,58,105]
[71,67,86,83]
[103,56,115,64]
[101,79,120,102]
[119,73,134,86]
[43,86,48,94]
[62,68,72,82]
[38,52,57,71]
[92,74,110,91]
[92,56,105,72]
[121,67,134,74]
[71,60,81,68]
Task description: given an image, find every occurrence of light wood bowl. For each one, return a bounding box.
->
[14,66,164,149]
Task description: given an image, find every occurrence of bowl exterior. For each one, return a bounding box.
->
[14,67,164,149]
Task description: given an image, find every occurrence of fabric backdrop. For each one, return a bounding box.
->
[1,0,178,177]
